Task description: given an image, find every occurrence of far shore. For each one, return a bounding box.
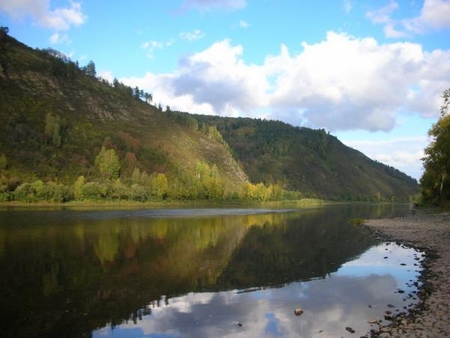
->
[364,209,450,337]
[0,198,331,209]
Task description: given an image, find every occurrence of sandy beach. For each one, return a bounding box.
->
[365,210,450,337]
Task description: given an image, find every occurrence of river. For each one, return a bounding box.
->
[0,204,424,337]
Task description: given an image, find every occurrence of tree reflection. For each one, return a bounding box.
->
[0,205,408,338]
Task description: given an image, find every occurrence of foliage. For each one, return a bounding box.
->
[150,173,168,199]
[73,175,85,201]
[0,34,419,204]
[82,60,96,77]
[94,146,121,180]
[242,182,284,201]
[44,113,66,147]
[421,88,450,205]
[192,114,418,201]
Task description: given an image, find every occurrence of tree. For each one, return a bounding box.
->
[0,26,9,47]
[95,146,121,179]
[144,92,153,104]
[73,176,85,201]
[44,113,65,147]
[151,173,168,199]
[421,88,450,204]
[83,60,96,77]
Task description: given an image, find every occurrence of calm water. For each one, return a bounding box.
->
[0,204,424,338]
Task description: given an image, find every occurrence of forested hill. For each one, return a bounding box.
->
[0,33,418,202]
[191,114,418,200]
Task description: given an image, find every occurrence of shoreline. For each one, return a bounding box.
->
[364,210,450,337]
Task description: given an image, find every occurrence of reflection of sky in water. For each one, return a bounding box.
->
[93,242,423,338]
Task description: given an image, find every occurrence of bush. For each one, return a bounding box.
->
[13,183,37,202]
[130,183,148,202]
[40,182,72,202]
[82,182,108,200]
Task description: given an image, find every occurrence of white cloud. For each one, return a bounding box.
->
[265,32,448,130]
[0,0,86,31]
[367,0,450,38]
[179,0,247,12]
[50,32,71,45]
[122,32,450,134]
[423,0,450,28]
[141,39,174,59]
[179,29,205,41]
[341,136,428,179]
[366,1,398,24]
[97,70,114,84]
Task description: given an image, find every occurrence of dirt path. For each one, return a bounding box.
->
[365,211,450,337]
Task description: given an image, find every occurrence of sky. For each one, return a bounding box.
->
[1,0,450,181]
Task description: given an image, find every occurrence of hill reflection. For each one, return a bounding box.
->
[0,204,411,338]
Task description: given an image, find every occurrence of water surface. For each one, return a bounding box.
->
[0,204,423,337]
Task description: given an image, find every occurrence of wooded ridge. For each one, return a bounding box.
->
[0,33,418,202]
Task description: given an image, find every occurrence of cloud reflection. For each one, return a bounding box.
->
[94,243,421,338]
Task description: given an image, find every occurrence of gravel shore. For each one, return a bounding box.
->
[365,210,450,338]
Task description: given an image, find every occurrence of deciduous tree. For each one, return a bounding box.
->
[421,88,450,204]
[95,146,121,179]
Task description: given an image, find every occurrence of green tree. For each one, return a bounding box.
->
[421,88,450,204]
[95,146,121,179]
[130,167,141,184]
[83,60,96,77]
[81,182,108,200]
[73,176,85,201]
[150,173,168,199]
[44,113,65,147]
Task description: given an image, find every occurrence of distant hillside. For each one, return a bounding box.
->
[191,115,418,201]
[0,33,418,202]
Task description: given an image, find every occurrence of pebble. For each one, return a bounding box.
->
[294,308,304,316]
[365,211,450,337]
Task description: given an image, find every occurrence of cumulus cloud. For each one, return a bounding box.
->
[179,0,247,12]
[419,0,450,30]
[367,0,450,38]
[121,32,450,133]
[0,0,86,31]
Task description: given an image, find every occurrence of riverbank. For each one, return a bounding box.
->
[365,210,450,337]
[0,198,328,210]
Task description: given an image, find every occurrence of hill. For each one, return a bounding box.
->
[0,33,418,202]
[192,114,419,200]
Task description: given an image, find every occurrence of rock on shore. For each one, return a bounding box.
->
[365,211,450,338]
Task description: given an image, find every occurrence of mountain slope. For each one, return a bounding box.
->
[0,34,418,201]
[0,35,247,195]
[191,115,418,200]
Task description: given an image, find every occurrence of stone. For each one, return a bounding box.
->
[294,308,304,316]
[345,326,356,333]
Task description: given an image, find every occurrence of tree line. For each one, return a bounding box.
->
[0,145,293,203]
[421,88,450,206]
[40,48,153,104]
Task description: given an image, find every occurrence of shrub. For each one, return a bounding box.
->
[82,182,108,200]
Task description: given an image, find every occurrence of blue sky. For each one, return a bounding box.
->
[1,0,450,180]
